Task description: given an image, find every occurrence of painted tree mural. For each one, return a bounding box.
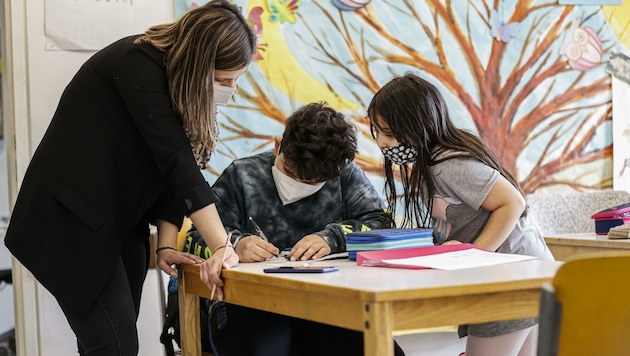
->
[178,0,630,194]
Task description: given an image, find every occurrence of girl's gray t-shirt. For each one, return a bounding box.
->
[430,157,554,337]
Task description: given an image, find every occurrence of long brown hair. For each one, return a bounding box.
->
[135,0,256,167]
[367,73,525,228]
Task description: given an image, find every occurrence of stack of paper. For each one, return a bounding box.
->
[346,228,434,260]
[357,243,537,270]
[607,224,630,239]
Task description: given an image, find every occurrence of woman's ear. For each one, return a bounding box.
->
[273,136,282,156]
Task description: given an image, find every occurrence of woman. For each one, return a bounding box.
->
[367,73,554,356]
[3,1,256,354]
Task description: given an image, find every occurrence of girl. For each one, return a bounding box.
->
[367,73,554,356]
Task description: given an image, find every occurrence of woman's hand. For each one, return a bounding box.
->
[156,249,205,277]
[199,245,239,301]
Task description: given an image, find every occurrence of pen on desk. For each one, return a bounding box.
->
[249,217,269,242]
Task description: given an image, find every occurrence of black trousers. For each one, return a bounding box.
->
[212,304,406,356]
[57,230,149,356]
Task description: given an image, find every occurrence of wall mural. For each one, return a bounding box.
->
[176,0,630,195]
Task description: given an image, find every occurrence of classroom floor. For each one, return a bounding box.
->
[394,330,467,356]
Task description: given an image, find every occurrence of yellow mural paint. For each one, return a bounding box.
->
[602,0,630,49]
[247,0,359,111]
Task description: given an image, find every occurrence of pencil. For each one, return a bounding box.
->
[249,216,269,242]
[210,232,232,301]
[249,217,280,258]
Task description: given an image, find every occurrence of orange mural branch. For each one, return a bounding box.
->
[534,177,610,192]
[566,107,611,159]
[356,3,484,120]
[305,3,381,93]
[354,153,384,175]
[493,6,573,112]
[426,0,485,82]
[219,116,275,149]
[403,0,457,82]
[520,107,611,193]
[502,61,569,133]
[496,8,574,114]
[522,145,612,193]
[511,75,609,138]
[222,1,620,192]
[355,7,452,82]
[238,73,288,123]
[520,111,575,155]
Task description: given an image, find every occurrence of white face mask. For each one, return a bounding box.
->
[271,166,325,206]
[213,84,235,105]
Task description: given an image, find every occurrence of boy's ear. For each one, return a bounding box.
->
[273,136,282,156]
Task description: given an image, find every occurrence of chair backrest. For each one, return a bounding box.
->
[537,251,630,356]
[526,190,630,235]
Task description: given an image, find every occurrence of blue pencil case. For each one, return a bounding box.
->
[346,228,433,241]
[346,228,434,260]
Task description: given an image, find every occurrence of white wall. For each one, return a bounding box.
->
[2,1,175,354]
[0,142,13,342]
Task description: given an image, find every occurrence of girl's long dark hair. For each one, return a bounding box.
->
[367,73,525,228]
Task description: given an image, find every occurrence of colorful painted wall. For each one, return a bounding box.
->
[179,0,630,194]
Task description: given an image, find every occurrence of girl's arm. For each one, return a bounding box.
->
[473,175,526,251]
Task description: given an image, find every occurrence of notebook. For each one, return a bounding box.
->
[357,243,537,270]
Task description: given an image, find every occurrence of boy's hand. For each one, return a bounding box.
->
[235,235,280,262]
[286,234,331,261]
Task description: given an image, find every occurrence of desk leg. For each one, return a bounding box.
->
[178,269,202,356]
[363,302,394,356]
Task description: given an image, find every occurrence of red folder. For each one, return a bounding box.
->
[356,243,480,269]
[591,203,630,235]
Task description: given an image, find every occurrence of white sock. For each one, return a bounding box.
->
[465,325,537,356]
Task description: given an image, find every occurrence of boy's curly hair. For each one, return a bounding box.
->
[279,102,357,182]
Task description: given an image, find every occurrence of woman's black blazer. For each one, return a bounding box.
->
[4,36,217,313]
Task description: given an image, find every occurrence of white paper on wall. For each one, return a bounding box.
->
[45,0,134,51]
[612,75,630,192]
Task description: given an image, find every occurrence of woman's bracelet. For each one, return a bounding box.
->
[155,246,177,254]
[212,244,233,254]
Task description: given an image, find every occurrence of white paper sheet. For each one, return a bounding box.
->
[382,249,537,270]
[612,75,630,191]
[265,251,348,264]
[45,0,134,51]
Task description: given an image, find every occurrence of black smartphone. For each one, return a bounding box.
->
[263,266,340,273]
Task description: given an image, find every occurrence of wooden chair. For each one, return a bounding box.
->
[537,251,630,356]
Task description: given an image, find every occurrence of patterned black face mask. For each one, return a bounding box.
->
[381,144,418,165]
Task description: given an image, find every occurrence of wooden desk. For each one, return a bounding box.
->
[178,259,561,356]
[544,233,630,261]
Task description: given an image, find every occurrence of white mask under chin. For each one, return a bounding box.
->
[271,166,325,205]
[213,84,235,105]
